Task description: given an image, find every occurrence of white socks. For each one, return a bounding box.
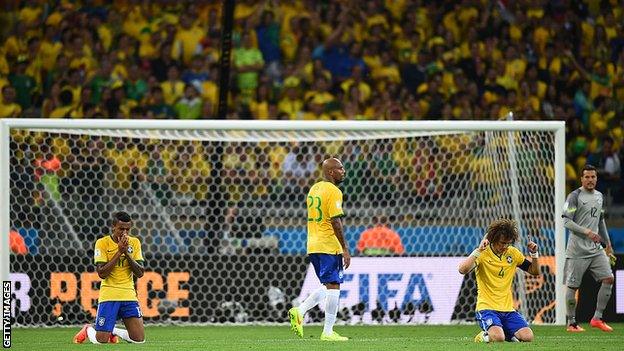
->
[113,327,132,343]
[113,327,145,343]
[86,325,99,344]
[298,286,327,315]
[323,289,340,335]
[86,325,144,344]
[296,286,340,336]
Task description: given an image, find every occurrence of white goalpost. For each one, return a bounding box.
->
[0,119,566,326]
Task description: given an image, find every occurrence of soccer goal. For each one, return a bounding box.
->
[0,119,565,326]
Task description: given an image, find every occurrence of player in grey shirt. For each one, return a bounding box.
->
[562,165,616,332]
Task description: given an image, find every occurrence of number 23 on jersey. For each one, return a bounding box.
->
[307,196,323,222]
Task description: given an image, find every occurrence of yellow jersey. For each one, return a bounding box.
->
[474,245,525,312]
[94,235,144,302]
[0,102,22,118]
[306,181,344,254]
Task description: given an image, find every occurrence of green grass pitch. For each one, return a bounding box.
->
[8,324,624,350]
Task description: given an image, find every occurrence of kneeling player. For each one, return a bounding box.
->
[458,219,540,343]
[74,212,146,344]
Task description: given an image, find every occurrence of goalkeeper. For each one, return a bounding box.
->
[458,219,539,343]
[562,165,615,333]
[73,212,146,344]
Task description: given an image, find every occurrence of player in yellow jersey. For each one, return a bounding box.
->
[73,212,146,344]
[288,157,350,342]
[458,219,540,343]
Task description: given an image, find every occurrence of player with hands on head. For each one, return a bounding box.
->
[458,219,540,343]
[563,164,615,333]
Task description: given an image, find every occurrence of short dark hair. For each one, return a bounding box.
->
[582,164,597,174]
[113,211,132,224]
[485,219,518,244]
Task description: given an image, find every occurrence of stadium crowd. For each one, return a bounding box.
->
[1,0,623,203]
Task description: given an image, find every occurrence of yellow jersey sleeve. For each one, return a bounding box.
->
[130,237,144,262]
[511,246,525,266]
[474,252,482,266]
[327,186,344,219]
[94,238,107,264]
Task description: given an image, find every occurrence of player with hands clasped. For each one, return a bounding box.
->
[458,219,540,343]
[73,211,146,344]
[563,165,616,333]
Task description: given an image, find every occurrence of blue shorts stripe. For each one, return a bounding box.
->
[478,311,489,331]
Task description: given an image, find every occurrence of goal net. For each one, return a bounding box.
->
[1,119,566,326]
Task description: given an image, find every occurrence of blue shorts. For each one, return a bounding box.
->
[476,310,528,341]
[95,301,143,332]
[308,253,344,284]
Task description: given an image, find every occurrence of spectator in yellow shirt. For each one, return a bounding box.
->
[4,22,28,59]
[42,82,61,117]
[302,95,331,120]
[49,90,75,118]
[40,26,63,72]
[172,13,205,65]
[0,86,22,117]
[278,77,303,119]
[160,65,185,105]
[250,83,271,119]
[19,0,42,28]
[340,65,371,103]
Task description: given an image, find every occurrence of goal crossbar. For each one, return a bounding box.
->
[0,118,566,325]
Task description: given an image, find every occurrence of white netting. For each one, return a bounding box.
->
[6,124,558,326]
